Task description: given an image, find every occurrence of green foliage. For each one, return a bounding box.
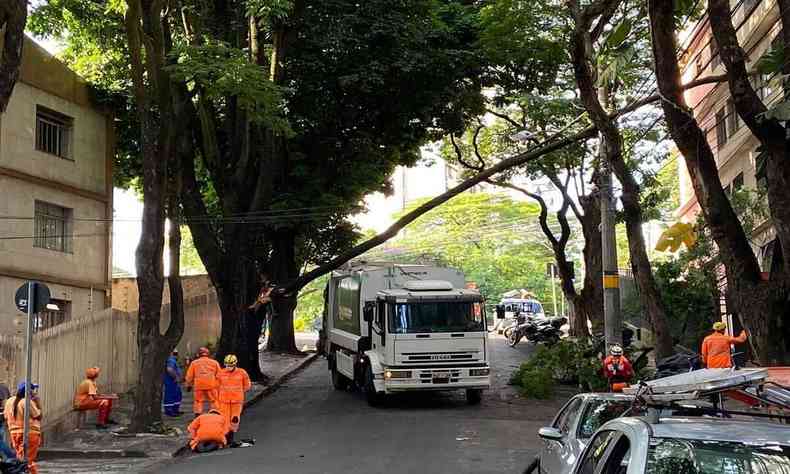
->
[369,193,558,307]
[179,226,207,275]
[293,276,328,331]
[510,340,609,396]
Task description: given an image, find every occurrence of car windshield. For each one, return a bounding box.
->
[577,399,636,439]
[521,302,543,313]
[646,438,790,474]
[390,301,485,333]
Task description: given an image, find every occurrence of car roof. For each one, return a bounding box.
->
[573,392,635,402]
[605,417,790,445]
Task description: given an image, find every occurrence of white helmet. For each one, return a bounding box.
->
[609,345,624,356]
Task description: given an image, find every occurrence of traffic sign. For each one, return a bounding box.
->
[15,282,50,314]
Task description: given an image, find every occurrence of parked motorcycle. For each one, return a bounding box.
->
[508,315,566,347]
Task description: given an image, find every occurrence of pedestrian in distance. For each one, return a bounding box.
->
[701,321,748,369]
[185,347,221,416]
[0,383,17,461]
[163,349,184,417]
[187,409,228,453]
[4,382,42,474]
[216,354,251,444]
[602,345,634,392]
[74,367,118,429]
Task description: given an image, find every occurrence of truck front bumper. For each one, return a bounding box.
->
[376,367,491,393]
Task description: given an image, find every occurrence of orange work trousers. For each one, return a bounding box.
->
[193,389,218,414]
[11,432,41,474]
[218,402,243,432]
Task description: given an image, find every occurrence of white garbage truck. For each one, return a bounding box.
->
[324,262,491,405]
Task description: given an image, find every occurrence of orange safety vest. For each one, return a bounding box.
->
[74,379,98,408]
[701,331,747,368]
[188,412,228,446]
[186,357,221,391]
[4,397,41,434]
[217,368,251,403]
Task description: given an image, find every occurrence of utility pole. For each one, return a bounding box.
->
[599,89,622,348]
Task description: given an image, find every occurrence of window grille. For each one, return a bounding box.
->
[34,201,73,253]
[35,106,73,159]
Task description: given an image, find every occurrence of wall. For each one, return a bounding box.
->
[112,274,215,312]
[0,294,221,440]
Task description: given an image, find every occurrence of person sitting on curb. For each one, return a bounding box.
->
[187,409,229,453]
[74,367,118,429]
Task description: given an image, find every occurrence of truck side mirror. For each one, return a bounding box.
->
[363,302,375,323]
[495,305,505,319]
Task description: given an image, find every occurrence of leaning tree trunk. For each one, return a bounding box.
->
[578,193,604,336]
[267,229,299,353]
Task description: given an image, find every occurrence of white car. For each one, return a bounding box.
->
[536,393,636,474]
[571,416,790,474]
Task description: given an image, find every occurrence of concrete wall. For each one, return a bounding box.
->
[112,274,215,312]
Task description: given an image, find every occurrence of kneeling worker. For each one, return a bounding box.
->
[217,354,251,443]
[188,409,228,453]
[74,367,117,429]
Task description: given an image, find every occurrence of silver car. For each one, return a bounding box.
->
[572,417,790,474]
[537,393,637,474]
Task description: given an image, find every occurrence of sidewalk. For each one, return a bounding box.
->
[38,349,319,473]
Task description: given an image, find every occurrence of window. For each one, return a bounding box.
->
[710,37,721,69]
[34,299,71,332]
[646,438,790,473]
[389,301,484,334]
[715,107,728,149]
[577,400,636,439]
[726,99,741,136]
[33,201,73,253]
[732,172,744,192]
[35,106,73,159]
[554,398,583,435]
[694,53,704,76]
[602,436,631,474]
[579,431,619,474]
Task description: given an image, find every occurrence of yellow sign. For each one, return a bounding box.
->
[603,275,620,289]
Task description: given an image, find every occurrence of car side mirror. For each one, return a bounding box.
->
[363,302,374,323]
[538,427,564,443]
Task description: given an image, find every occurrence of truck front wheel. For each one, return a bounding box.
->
[466,389,482,405]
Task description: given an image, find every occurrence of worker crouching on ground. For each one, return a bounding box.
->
[74,367,117,429]
[602,345,634,392]
[187,409,229,453]
[4,382,42,474]
[185,347,221,416]
[701,322,748,369]
[217,354,251,444]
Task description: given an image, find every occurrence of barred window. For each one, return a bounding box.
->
[34,299,71,332]
[726,99,741,136]
[715,107,728,149]
[34,201,73,253]
[35,106,73,159]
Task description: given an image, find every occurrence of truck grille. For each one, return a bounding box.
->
[401,352,478,364]
[418,369,462,384]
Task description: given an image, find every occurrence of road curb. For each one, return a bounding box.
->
[244,352,320,410]
[38,448,148,460]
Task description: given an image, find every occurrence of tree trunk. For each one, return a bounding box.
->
[267,229,299,353]
[579,193,604,335]
[0,0,26,112]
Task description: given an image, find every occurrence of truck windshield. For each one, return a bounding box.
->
[390,301,485,333]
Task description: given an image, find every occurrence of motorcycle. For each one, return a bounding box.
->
[507,315,567,347]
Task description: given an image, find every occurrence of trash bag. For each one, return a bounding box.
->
[0,459,27,474]
[654,353,701,379]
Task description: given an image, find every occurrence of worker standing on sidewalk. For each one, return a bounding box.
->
[163,349,183,417]
[4,382,42,474]
[216,354,252,444]
[701,322,748,368]
[186,347,221,416]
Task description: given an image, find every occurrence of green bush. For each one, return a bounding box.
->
[519,366,555,399]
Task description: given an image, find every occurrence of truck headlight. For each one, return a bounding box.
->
[469,368,490,376]
[385,370,412,379]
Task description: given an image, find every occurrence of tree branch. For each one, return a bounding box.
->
[485,108,523,129]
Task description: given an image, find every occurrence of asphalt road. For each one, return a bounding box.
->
[150,335,567,474]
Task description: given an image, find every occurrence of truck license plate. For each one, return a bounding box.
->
[432,372,450,384]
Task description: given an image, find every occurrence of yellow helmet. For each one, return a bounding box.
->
[713,321,726,331]
[224,354,238,367]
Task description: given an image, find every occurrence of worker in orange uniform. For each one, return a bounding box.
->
[185,347,221,416]
[217,354,252,443]
[74,367,117,429]
[602,345,634,392]
[187,408,229,453]
[701,322,748,368]
[4,382,42,474]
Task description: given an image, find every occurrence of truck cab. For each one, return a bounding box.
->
[325,263,491,405]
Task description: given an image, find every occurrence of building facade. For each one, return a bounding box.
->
[0,38,113,335]
[677,0,783,272]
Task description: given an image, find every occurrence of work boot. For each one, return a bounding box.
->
[226,431,235,444]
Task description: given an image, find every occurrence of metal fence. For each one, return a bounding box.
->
[0,292,221,431]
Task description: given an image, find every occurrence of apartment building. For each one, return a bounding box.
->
[0,37,113,335]
[677,0,784,271]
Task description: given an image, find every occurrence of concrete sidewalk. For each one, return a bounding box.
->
[38,349,319,473]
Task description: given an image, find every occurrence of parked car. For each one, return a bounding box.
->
[535,393,637,474]
[571,417,790,474]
